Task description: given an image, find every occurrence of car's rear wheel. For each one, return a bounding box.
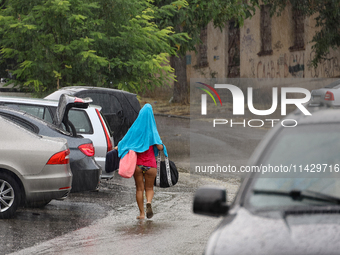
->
[0,173,21,219]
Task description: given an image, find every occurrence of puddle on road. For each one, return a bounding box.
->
[0,199,108,254]
[116,220,172,236]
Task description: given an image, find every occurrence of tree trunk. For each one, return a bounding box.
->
[171,55,188,104]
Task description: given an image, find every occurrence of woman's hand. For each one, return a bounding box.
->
[156,144,163,151]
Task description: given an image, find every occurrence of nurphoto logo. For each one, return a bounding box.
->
[196,82,312,128]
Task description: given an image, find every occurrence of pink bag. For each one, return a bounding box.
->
[118,150,137,178]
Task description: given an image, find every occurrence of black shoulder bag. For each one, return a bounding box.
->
[154,151,179,188]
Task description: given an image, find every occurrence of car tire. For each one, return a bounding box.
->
[0,172,21,219]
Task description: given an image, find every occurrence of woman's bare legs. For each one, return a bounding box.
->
[144,167,157,203]
[134,166,145,219]
[144,167,156,218]
[133,166,157,219]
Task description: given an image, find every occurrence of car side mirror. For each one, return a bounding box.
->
[193,186,229,217]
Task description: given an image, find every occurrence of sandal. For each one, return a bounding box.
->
[146,203,153,219]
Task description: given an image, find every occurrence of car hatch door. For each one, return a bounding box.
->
[53,94,93,128]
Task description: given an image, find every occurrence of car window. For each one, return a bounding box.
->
[68,109,93,134]
[43,108,53,123]
[1,103,53,122]
[78,92,126,143]
[0,112,39,133]
[107,94,123,113]
[79,92,123,114]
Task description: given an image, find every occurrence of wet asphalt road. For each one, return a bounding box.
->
[1,115,267,255]
[5,173,241,255]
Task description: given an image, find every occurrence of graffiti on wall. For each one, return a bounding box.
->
[251,51,340,79]
[307,51,340,78]
[273,41,283,52]
[253,52,305,79]
[241,29,255,54]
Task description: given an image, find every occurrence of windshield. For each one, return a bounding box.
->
[261,125,340,167]
[246,124,340,209]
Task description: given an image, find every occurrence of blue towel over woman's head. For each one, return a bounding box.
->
[118,103,167,159]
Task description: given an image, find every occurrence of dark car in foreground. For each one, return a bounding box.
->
[194,107,340,255]
[0,105,101,193]
[45,86,141,145]
[0,116,72,218]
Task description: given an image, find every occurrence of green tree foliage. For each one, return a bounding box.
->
[154,0,256,54]
[0,0,187,95]
[149,0,257,103]
[266,0,340,68]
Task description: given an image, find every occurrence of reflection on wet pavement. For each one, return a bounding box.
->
[7,173,240,255]
[117,220,172,236]
[1,199,107,254]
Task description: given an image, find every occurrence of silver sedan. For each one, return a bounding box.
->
[0,116,72,219]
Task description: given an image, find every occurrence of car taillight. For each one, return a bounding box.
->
[78,143,95,157]
[47,149,70,165]
[95,109,113,153]
[325,91,334,101]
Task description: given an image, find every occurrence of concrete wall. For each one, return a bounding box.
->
[186,22,227,81]
[240,9,340,79]
[186,5,340,81]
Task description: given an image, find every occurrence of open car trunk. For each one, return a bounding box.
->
[54,94,93,135]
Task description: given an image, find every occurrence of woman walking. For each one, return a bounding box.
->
[117,104,166,219]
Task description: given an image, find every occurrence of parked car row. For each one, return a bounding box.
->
[0,87,140,218]
[0,106,101,193]
[0,93,114,179]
